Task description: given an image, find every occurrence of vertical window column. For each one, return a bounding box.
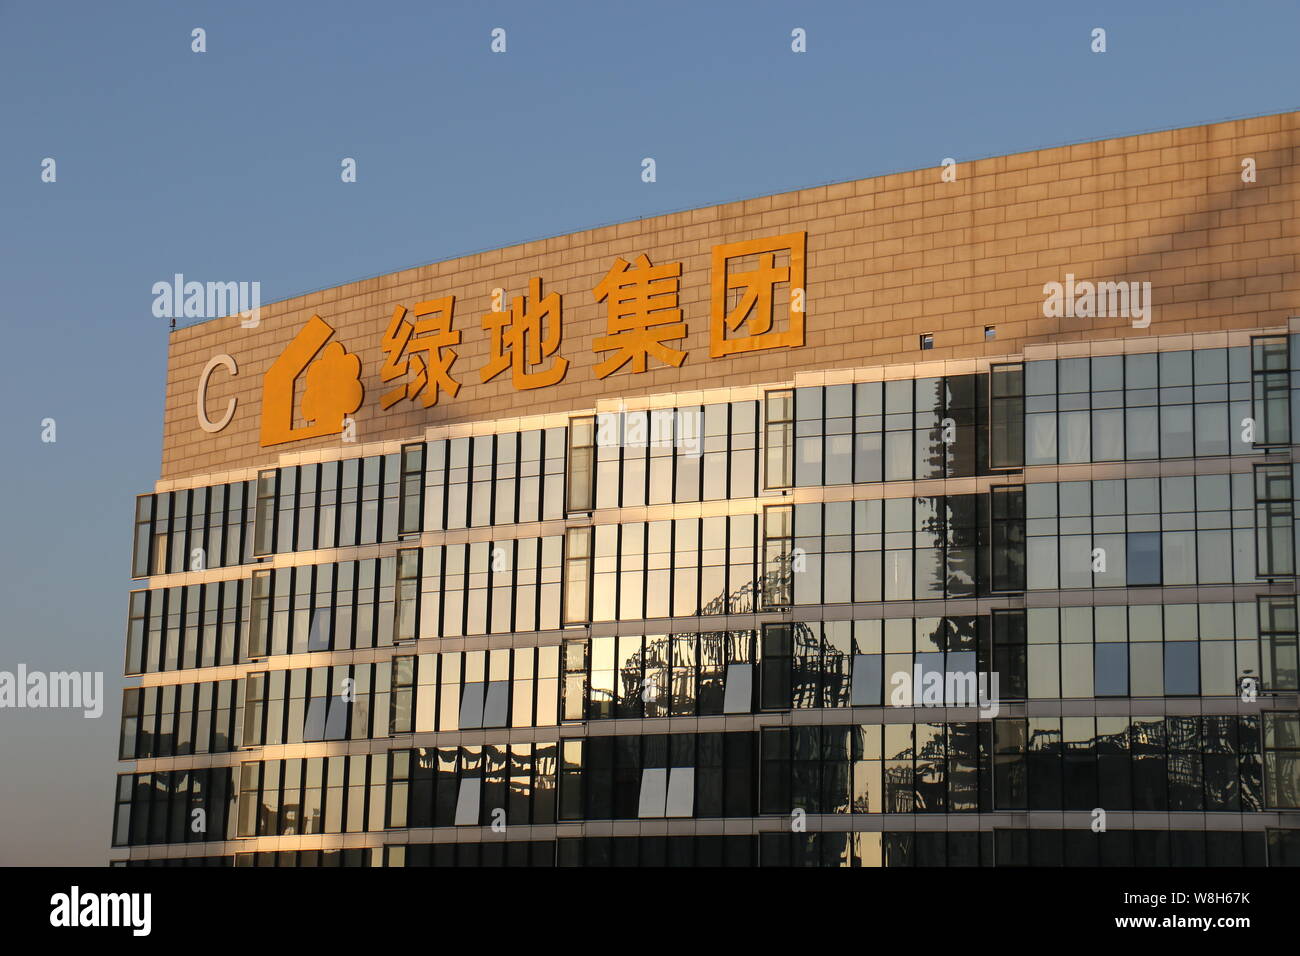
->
[990,485,1026,592]
[1252,334,1291,446]
[246,569,272,659]
[763,389,794,490]
[252,469,277,557]
[398,442,425,534]
[562,527,592,625]
[1259,596,1299,692]
[1255,464,1295,578]
[990,363,1024,468]
[762,505,794,608]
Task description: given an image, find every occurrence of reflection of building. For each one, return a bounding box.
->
[112,112,1300,868]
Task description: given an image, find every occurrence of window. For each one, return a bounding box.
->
[919,333,934,350]
[150,494,171,576]
[992,719,1027,810]
[992,609,1027,700]
[762,505,794,607]
[1252,335,1291,446]
[246,569,272,658]
[990,486,1025,591]
[252,470,277,557]
[242,672,267,745]
[1260,596,1299,692]
[723,662,754,713]
[562,640,588,721]
[850,653,881,706]
[237,762,261,837]
[763,390,794,490]
[390,657,415,734]
[393,548,420,643]
[1094,643,1128,697]
[1164,642,1199,696]
[638,767,695,818]
[131,496,154,578]
[398,443,425,534]
[125,591,148,676]
[989,364,1024,468]
[1255,464,1295,578]
[984,326,996,340]
[1263,714,1300,809]
[760,623,793,710]
[566,416,596,513]
[387,751,410,828]
[760,727,791,812]
[562,527,592,624]
[112,775,133,846]
[1126,532,1162,586]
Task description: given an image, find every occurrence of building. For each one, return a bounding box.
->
[112,111,1300,867]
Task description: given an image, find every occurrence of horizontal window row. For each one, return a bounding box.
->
[120,679,240,760]
[131,447,423,578]
[244,646,563,742]
[234,755,389,839]
[388,744,558,829]
[1021,471,1297,588]
[112,767,235,848]
[127,552,420,676]
[1008,601,1298,698]
[116,828,1300,867]
[131,340,1299,578]
[110,713,1300,847]
[1014,339,1297,466]
[769,373,1000,491]
[121,600,1299,757]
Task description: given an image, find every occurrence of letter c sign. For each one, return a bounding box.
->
[197,354,238,433]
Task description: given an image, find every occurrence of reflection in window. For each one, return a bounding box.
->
[1263,714,1300,809]
[762,506,794,607]
[990,486,1026,591]
[761,624,793,710]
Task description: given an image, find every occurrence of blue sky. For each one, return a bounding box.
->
[1,0,1296,864]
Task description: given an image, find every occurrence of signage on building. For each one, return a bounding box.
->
[194,232,808,447]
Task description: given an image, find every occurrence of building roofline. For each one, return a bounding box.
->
[172,104,1300,334]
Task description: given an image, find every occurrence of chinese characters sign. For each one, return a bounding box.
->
[251,232,806,447]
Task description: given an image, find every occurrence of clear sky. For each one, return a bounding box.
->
[1,0,1296,865]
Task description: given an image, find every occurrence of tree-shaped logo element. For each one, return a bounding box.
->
[302,341,363,427]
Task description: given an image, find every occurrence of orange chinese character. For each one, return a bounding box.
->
[591,254,686,379]
[379,297,461,410]
[480,277,568,390]
[710,232,806,357]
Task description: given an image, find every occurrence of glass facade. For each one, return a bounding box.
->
[112,334,1300,866]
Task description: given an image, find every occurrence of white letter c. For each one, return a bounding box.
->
[197,353,238,433]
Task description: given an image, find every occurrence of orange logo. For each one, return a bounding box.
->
[260,315,364,447]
